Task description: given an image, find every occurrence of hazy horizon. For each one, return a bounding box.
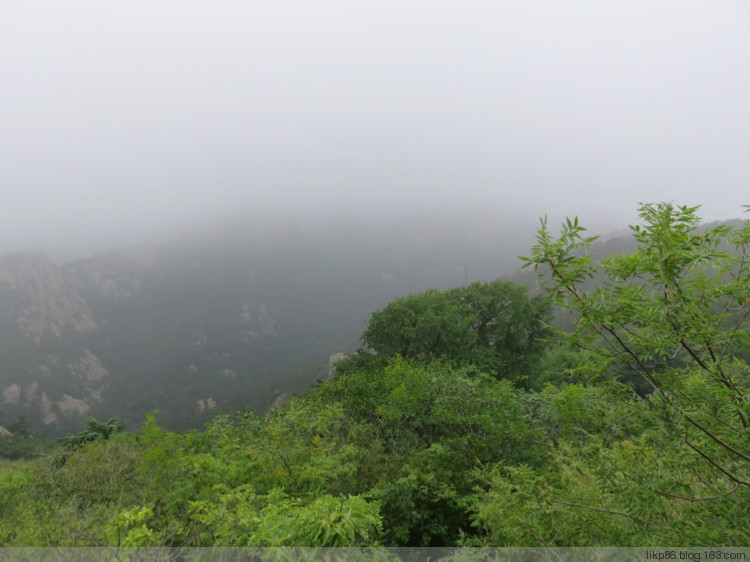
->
[2,1,748,259]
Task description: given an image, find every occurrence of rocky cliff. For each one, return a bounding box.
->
[0,253,97,344]
[0,253,113,432]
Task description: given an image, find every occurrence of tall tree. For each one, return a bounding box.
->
[522,202,750,490]
[360,280,551,384]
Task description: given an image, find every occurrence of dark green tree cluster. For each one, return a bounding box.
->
[1,202,749,548]
[0,415,52,460]
[361,280,551,385]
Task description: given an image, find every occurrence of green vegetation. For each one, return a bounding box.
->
[361,280,551,386]
[1,202,749,547]
[0,416,52,460]
[60,418,125,448]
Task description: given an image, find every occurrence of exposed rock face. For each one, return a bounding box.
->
[240,300,278,336]
[0,253,97,344]
[25,381,39,401]
[68,349,109,382]
[327,352,347,379]
[75,250,152,300]
[270,393,288,409]
[57,394,90,416]
[195,397,217,413]
[0,255,112,431]
[2,383,21,405]
[0,425,11,437]
[40,393,57,425]
[236,330,260,343]
[89,274,141,300]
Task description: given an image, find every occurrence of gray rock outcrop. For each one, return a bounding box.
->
[0,253,97,345]
[327,352,347,379]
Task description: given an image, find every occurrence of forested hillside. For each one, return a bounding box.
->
[1,203,749,548]
[0,215,532,437]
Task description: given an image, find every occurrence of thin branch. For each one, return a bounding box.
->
[679,338,747,429]
[618,323,661,347]
[69,528,125,561]
[729,305,750,350]
[551,499,655,527]
[720,242,748,321]
[682,433,750,488]
[549,259,670,400]
[681,412,750,461]
[690,466,728,496]
[694,407,745,436]
[680,339,712,372]
[668,272,748,410]
[654,483,740,503]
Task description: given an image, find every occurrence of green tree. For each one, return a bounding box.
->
[322,356,547,545]
[61,418,125,448]
[470,391,750,546]
[522,202,750,495]
[8,415,31,438]
[360,280,551,385]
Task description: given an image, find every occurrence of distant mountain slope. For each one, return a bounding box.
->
[0,215,537,436]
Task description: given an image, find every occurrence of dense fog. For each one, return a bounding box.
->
[1,1,748,259]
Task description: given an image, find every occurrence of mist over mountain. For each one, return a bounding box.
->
[2,2,749,548]
[2,1,746,434]
[0,213,546,437]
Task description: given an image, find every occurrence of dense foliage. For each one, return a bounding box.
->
[361,280,551,386]
[1,202,749,548]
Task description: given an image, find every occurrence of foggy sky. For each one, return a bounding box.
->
[1,1,748,258]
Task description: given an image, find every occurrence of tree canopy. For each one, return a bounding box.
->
[360,280,551,385]
[521,202,750,504]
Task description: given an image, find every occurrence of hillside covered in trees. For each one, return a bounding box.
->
[1,203,749,549]
[0,216,532,438]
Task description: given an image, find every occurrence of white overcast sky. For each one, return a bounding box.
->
[1,1,748,257]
